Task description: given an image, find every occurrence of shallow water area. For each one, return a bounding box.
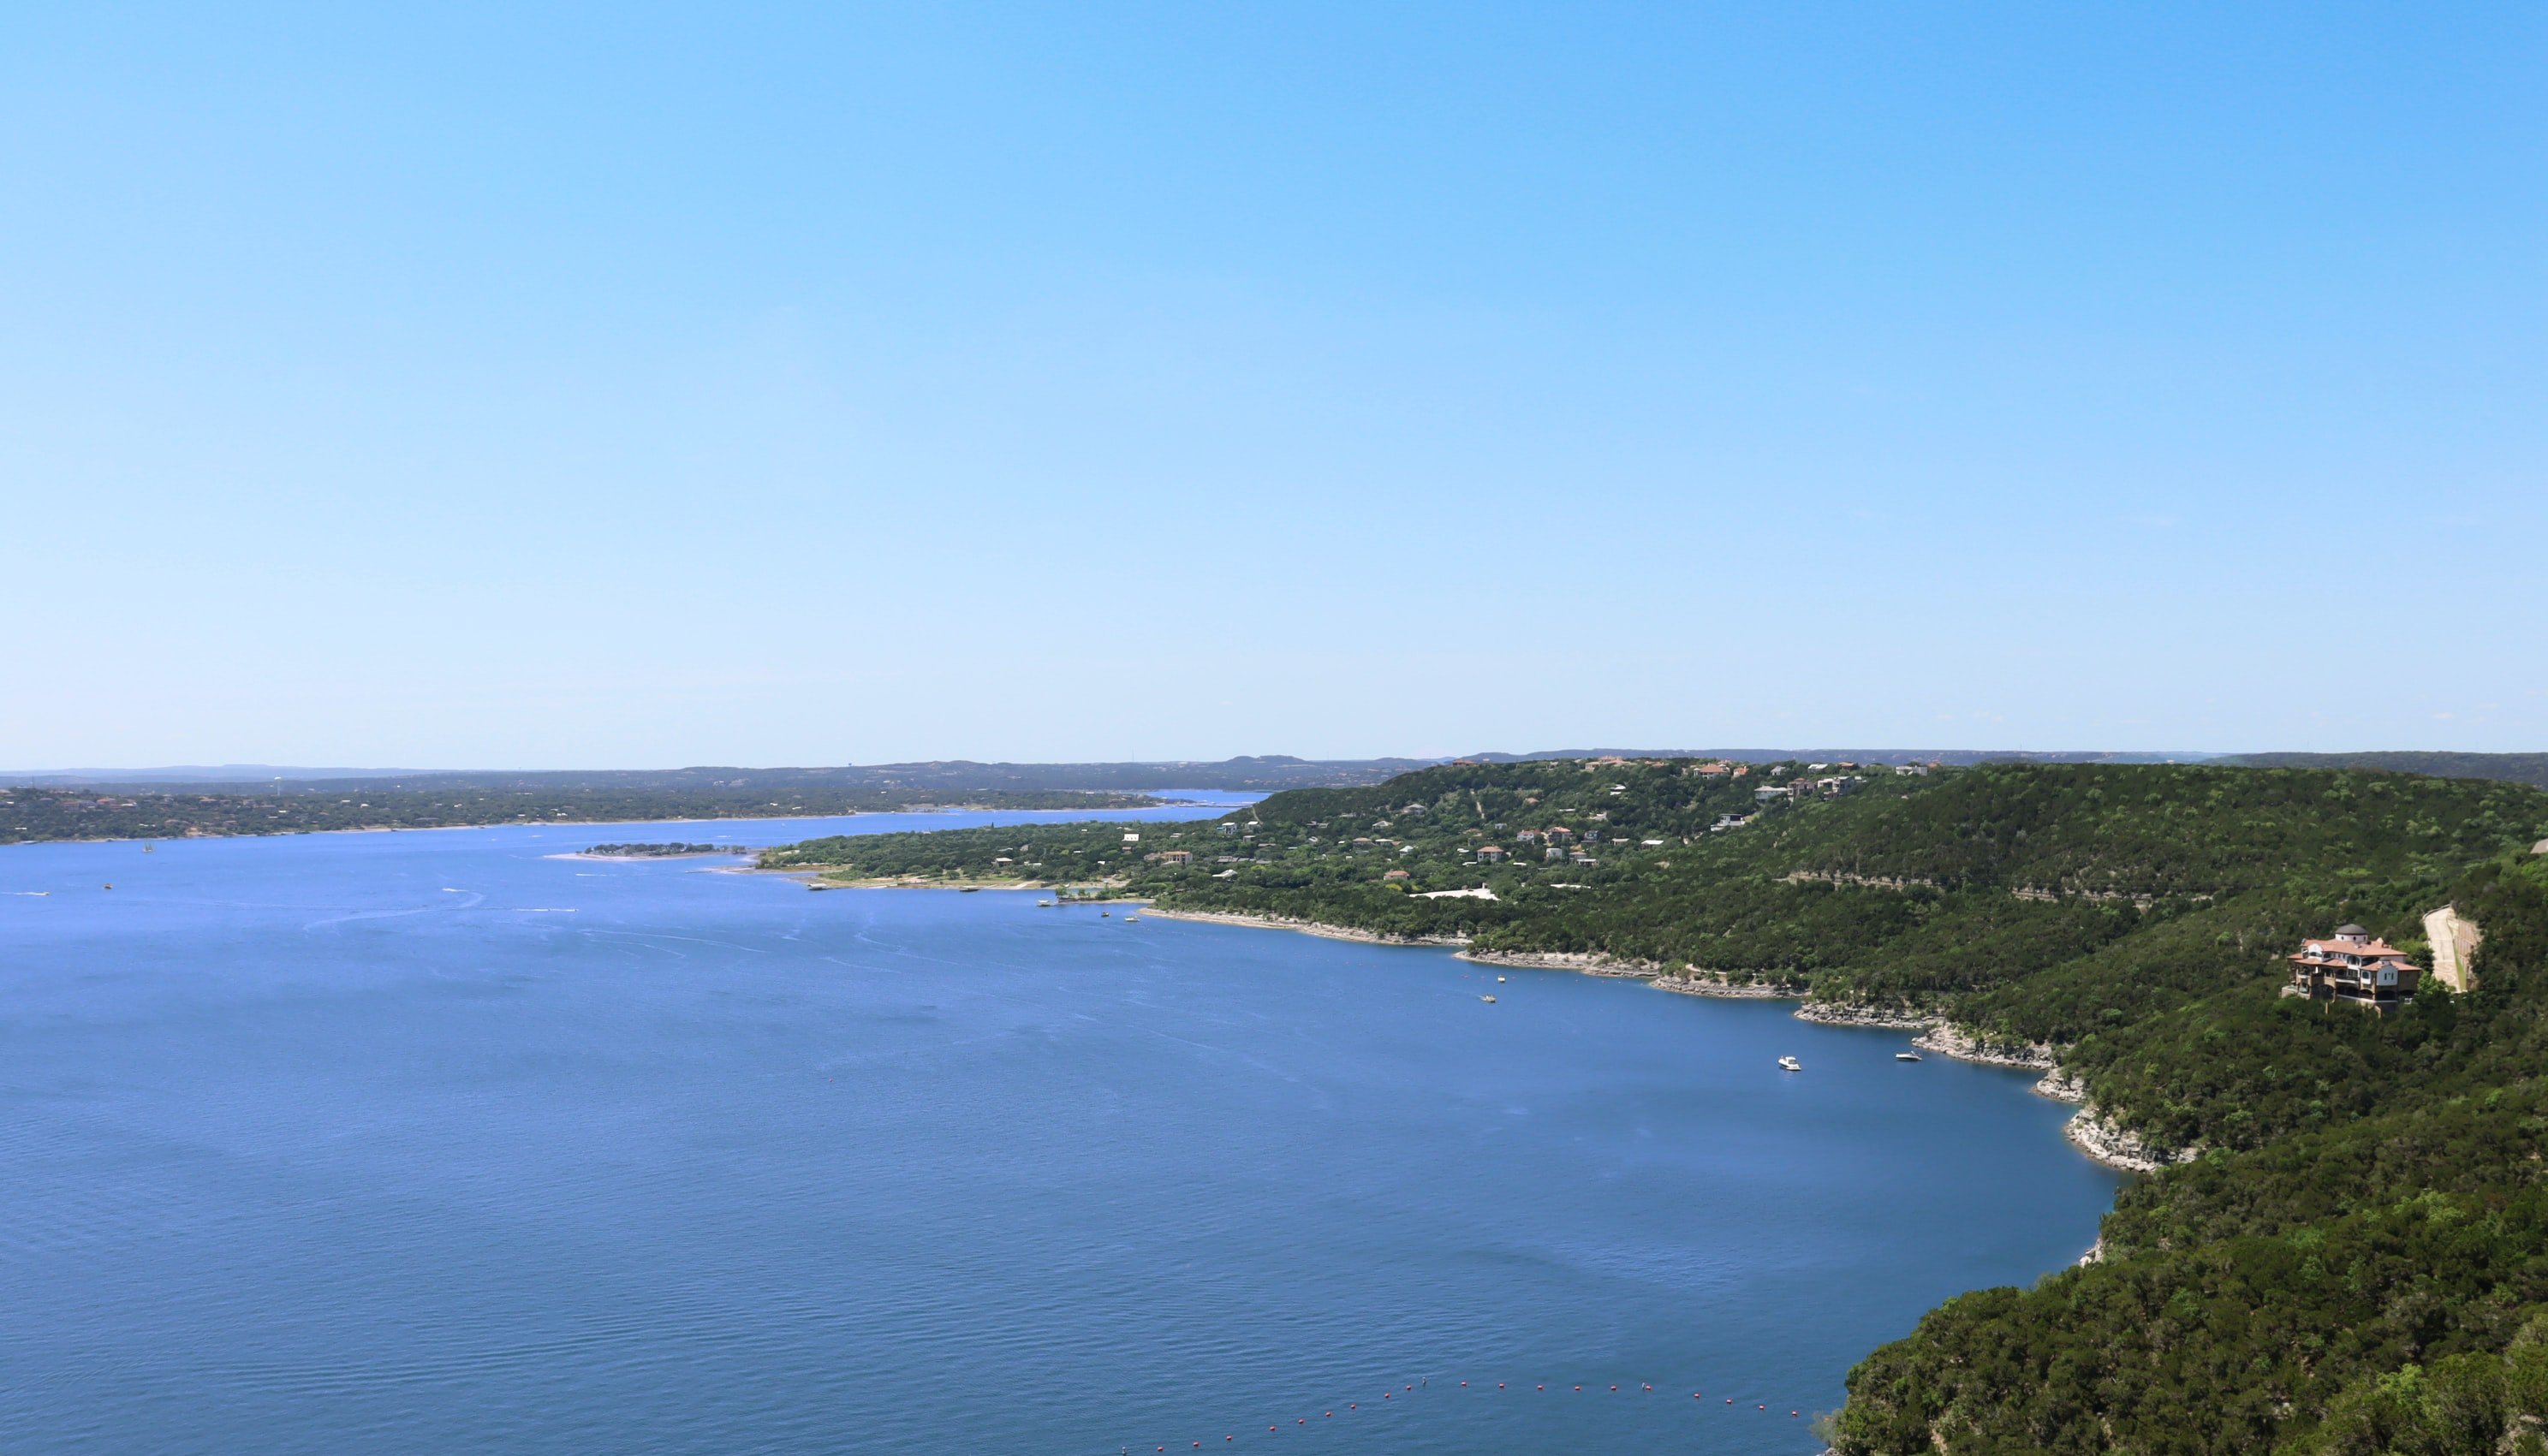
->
[0,815,2120,1455]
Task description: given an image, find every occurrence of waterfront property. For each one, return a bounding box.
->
[2288,924,2423,1007]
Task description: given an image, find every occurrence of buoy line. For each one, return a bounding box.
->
[1116,1373,1812,1450]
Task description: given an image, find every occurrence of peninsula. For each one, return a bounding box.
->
[764,757,2548,1453]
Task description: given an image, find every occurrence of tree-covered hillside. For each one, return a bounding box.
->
[765,759,2548,1452]
[0,783,1156,844]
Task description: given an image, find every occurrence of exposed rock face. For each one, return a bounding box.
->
[2063,1108,2194,1173]
[1914,1023,2059,1071]
[1794,1002,1936,1030]
[1457,948,1663,976]
[1650,974,1797,1000]
[2425,903,2484,993]
[2034,1070,2088,1103]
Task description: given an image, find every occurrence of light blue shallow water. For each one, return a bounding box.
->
[0,811,2121,1455]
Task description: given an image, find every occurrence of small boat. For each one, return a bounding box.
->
[1777,1055,1801,1072]
[1896,1051,1923,1062]
[1480,995,1497,1003]
[1100,911,1110,918]
[1496,975,1507,983]
[959,886,980,893]
[1124,914,1140,923]
[1037,899,1054,907]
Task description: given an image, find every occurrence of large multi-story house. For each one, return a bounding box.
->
[2289,924,2422,1007]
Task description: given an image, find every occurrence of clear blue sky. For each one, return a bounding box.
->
[3,3,2540,768]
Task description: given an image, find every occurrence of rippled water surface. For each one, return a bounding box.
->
[0,812,2121,1455]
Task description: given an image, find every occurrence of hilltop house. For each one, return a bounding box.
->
[1382,868,1411,882]
[1478,845,1507,863]
[2289,924,2422,1007]
[1152,849,1194,866]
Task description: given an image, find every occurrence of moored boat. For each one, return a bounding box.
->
[1896,1051,1923,1061]
[1777,1055,1801,1072]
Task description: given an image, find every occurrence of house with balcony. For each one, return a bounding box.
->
[2289,924,2422,1008]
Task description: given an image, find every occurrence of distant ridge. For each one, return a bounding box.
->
[1460,748,2221,766]
[2,764,421,784]
[2,758,1443,794]
[2220,751,2548,791]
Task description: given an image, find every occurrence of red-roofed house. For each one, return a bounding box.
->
[2289,924,2421,1007]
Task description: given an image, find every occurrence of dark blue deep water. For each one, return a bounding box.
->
[0,811,2122,1455]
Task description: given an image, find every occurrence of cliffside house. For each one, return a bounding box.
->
[1479,844,1508,863]
[1152,849,1194,866]
[1382,868,1411,882]
[2289,924,2422,1007]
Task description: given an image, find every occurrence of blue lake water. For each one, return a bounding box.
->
[0,811,2122,1455]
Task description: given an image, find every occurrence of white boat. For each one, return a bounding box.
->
[1480,995,1497,1003]
[1496,975,1507,983]
[1777,1055,1801,1072]
[1124,914,1140,923]
[1037,899,1055,907]
[1896,1052,1923,1062]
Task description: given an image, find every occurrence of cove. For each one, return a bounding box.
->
[0,816,2121,1455]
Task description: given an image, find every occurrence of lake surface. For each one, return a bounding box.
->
[0,812,2121,1455]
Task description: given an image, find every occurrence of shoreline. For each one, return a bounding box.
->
[0,799,1203,850]
[548,850,749,863]
[2063,1107,2191,1174]
[1138,906,1468,947]
[1170,913,2164,1174]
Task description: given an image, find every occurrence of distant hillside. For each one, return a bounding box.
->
[1463,747,2218,766]
[2223,750,2548,791]
[766,758,2548,1453]
[0,784,1158,845]
[5,757,1432,796]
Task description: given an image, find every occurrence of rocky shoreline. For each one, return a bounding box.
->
[1139,908,1469,948]
[1456,948,1663,977]
[2063,1107,2193,1173]
[1912,1023,2061,1073]
[1106,911,2166,1177]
